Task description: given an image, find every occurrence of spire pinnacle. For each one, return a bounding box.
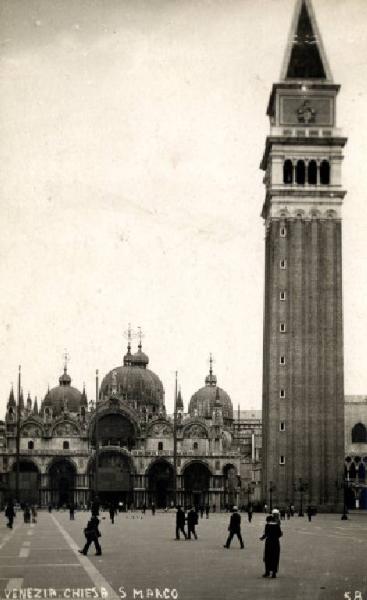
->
[63,349,70,373]
[280,0,332,82]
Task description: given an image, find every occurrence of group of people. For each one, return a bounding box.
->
[4,500,37,528]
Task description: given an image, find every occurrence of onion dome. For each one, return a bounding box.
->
[188,359,233,423]
[41,367,83,416]
[100,343,164,410]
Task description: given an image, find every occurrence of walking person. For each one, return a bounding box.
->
[31,505,37,524]
[205,504,210,519]
[79,515,102,556]
[109,503,115,524]
[23,504,31,524]
[307,505,313,522]
[223,506,244,549]
[175,506,187,540]
[247,503,253,523]
[151,502,156,516]
[69,503,75,520]
[260,515,283,578]
[187,506,198,540]
[5,500,15,529]
[200,505,204,519]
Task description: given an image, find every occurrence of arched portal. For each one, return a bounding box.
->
[91,412,136,450]
[49,459,76,508]
[89,450,134,508]
[147,461,174,509]
[10,460,40,505]
[182,461,211,509]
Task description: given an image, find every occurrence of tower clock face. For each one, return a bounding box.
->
[278,95,334,127]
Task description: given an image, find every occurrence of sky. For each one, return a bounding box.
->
[1,0,367,416]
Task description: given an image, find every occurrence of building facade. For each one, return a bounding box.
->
[261,0,347,510]
[0,346,241,510]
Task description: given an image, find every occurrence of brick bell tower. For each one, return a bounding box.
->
[261,0,347,511]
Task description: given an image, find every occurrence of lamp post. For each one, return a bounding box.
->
[15,365,21,503]
[335,472,349,520]
[94,369,99,499]
[173,371,178,507]
[293,478,308,517]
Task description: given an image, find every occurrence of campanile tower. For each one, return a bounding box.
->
[261,0,347,510]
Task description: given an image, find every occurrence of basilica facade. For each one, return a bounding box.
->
[0,344,242,509]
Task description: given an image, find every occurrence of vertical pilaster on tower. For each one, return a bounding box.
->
[261,0,347,511]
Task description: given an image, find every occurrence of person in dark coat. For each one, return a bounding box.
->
[260,515,283,578]
[200,505,204,519]
[205,504,210,519]
[23,504,31,524]
[109,504,115,524]
[187,507,198,540]
[307,505,313,522]
[69,503,75,520]
[247,503,253,523]
[175,506,187,540]
[223,506,244,549]
[5,501,16,529]
[151,502,156,516]
[31,505,37,524]
[79,516,102,556]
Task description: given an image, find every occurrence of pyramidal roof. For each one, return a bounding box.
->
[280,0,333,82]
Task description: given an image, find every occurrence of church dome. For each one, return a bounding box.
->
[188,361,233,422]
[100,345,164,410]
[42,368,83,416]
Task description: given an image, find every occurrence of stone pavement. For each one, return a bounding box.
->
[0,510,366,600]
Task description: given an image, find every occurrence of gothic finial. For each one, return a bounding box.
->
[63,349,70,373]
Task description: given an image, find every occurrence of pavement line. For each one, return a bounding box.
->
[0,525,20,551]
[30,523,35,528]
[51,514,119,599]
[19,548,30,558]
[23,541,31,547]
[5,578,23,591]
[0,564,81,568]
[27,530,34,536]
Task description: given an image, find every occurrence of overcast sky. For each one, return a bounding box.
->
[1,0,367,416]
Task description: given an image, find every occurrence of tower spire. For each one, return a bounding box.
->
[123,323,132,365]
[280,0,332,82]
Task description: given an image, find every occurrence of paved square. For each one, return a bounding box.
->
[0,510,366,600]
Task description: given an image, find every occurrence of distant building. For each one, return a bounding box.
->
[0,346,241,510]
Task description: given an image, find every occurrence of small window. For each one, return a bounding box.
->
[296,160,306,185]
[280,355,285,365]
[158,441,163,451]
[308,160,317,184]
[283,160,293,184]
[280,323,286,333]
[280,456,285,465]
[28,441,34,450]
[280,259,287,269]
[193,442,198,450]
[280,389,285,398]
[280,227,287,238]
[280,422,285,431]
[280,291,286,301]
[63,441,69,450]
[320,160,330,185]
[215,460,220,470]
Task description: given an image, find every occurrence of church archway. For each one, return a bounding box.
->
[10,460,40,505]
[182,461,211,509]
[91,412,136,450]
[146,460,174,509]
[88,449,134,508]
[48,459,76,508]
